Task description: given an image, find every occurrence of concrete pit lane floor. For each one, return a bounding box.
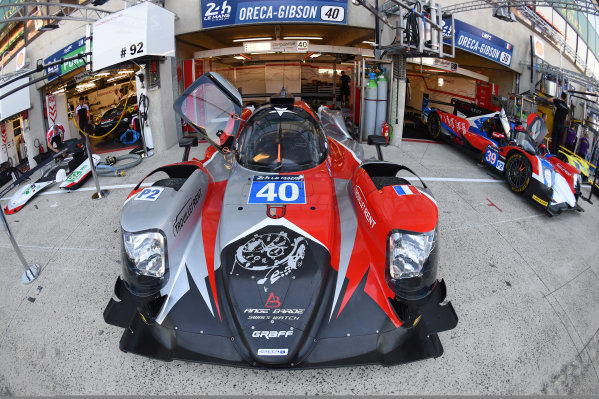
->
[0,139,597,395]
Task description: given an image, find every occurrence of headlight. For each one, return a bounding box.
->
[386,229,439,301]
[388,230,436,280]
[123,230,167,278]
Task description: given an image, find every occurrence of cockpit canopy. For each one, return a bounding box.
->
[236,105,328,173]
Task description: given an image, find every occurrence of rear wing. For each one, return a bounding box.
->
[422,93,493,118]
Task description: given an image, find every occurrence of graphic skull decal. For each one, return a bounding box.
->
[232,231,307,291]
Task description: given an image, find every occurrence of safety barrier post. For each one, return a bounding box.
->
[1,208,40,284]
[85,135,109,199]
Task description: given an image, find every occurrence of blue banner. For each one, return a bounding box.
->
[443,19,513,68]
[201,0,347,28]
[44,37,87,82]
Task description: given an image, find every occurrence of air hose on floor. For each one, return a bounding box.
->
[95,154,142,176]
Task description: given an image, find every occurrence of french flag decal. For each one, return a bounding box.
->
[393,185,419,196]
[506,43,512,50]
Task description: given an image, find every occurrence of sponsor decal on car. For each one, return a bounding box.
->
[257,348,288,356]
[244,307,304,321]
[439,113,469,136]
[354,185,376,228]
[173,188,203,236]
[233,231,307,290]
[267,205,286,219]
[252,330,294,339]
[532,195,548,207]
[265,292,281,307]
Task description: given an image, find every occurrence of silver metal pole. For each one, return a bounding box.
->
[85,134,108,199]
[1,208,40,284]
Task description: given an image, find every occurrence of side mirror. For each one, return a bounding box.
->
[179,135,198,148]
[492,131,505,140]
[179,135,198,162]
[367,135,388,161]
[367,135,389,146]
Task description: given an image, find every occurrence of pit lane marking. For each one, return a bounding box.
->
[0,178,507,201]
[0,183,154,201]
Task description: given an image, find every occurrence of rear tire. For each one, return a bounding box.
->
[427,112,441,140]
[505,153,532,193]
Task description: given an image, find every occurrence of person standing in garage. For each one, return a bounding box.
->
[75,96,90,139]
[550,92,569,154]
[339,71,350,107]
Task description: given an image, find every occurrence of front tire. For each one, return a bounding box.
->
[505,153,532,193]
[427,112,441,140]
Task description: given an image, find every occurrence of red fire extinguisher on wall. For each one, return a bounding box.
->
[382,121,390,142]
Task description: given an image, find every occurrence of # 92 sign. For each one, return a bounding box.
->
[248,175,306,204]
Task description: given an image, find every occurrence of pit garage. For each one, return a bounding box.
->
[0,0,598,395]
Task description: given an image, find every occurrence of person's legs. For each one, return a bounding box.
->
[551,122,563,154]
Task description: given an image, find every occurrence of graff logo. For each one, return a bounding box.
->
[173,188,202,236]
[252,330,293,339]
[265,292,281,308]
[233,231,307,291]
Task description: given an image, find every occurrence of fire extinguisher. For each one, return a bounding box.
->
[34,138,44,154]
[382,121,390,141]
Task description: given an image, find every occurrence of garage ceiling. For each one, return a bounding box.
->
[178,24,374,49]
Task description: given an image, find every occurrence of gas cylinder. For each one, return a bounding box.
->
[375,71,388,136]
[363,72,378,140]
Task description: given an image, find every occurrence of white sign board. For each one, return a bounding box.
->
[0,77,31,121]
[243,40,309,54]
[93,2,175,71]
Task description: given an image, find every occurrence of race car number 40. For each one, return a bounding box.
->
[484,147,504,172]
[248,176,306,204]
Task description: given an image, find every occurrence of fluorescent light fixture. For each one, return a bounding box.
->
[52,87,65,94]
[438,77,444,87]
[234,56,246,60]
[94,72,111,77]
[233,37,272,42]
[106,76,126,82]
[118,70,135,74]
[362,41,376,45]
[283,36,322,40]
[309,53,321,58]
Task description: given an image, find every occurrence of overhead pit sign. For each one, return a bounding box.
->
[201,0,347,28]
[442,19,514,68]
